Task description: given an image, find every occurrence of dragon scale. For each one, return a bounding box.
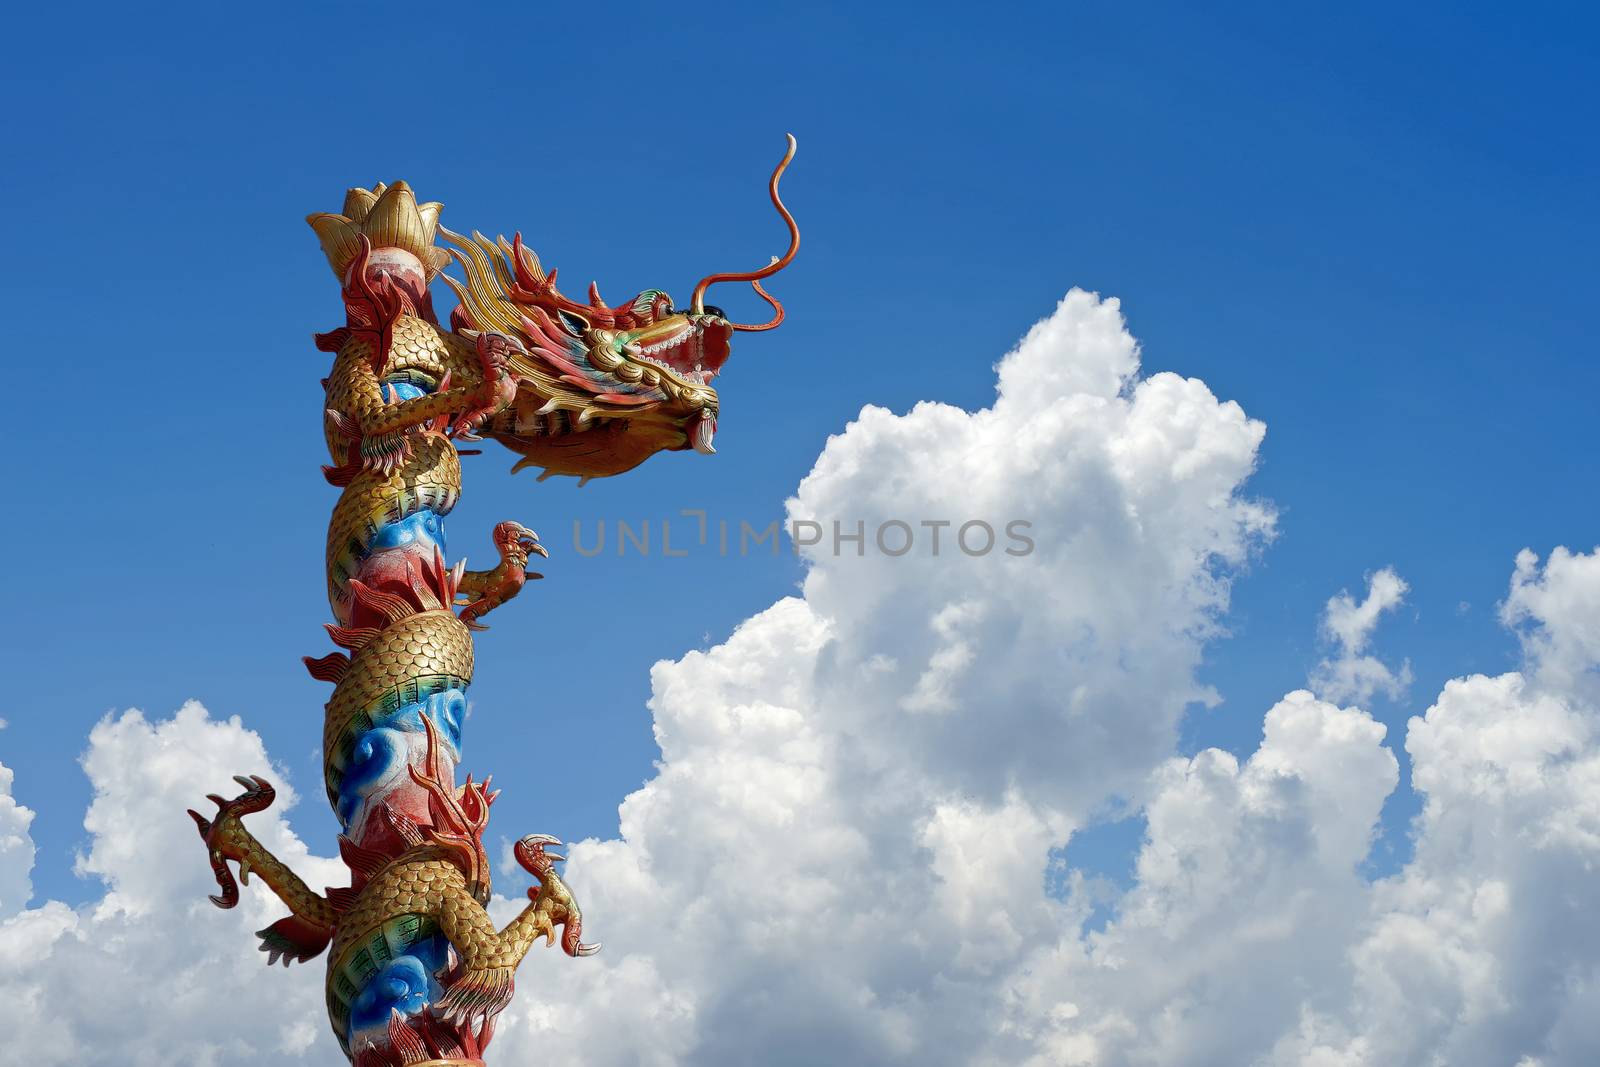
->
[188,140,799,1066]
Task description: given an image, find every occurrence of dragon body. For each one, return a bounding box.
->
[189,140,798,1066]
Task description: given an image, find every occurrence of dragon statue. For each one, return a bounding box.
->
[188,137,798,1066]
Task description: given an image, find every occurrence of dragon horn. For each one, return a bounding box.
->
[689,134,800,329]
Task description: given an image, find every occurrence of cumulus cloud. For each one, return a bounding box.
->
[997,689,1398,1066]
[1503,546,1600,701]
[501,289,1282,1064]
[0,703,341,1066]
[4,291,1599,1067]
[1310,567,1413,704]
[0,761,36,921]
[1268,547,1600,1067]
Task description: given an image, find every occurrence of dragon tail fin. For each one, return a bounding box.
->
[256,914,333,967]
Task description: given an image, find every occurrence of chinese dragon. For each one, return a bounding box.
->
[188,137,798,1065]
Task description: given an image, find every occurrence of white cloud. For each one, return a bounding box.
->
[0,761,36,921]
[996,689,1398,1066]
[1504,546,1600,702]
[498,289,1278,1064]
[3,291,1598,1067]
[1311,566,1414,703]
[0,702,341,1066]
[1269,547,1600,1067]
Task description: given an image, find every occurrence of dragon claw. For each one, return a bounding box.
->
[514,835,560,878]
[456,519,548,629]
[511,833,597,958]
[190,774,279,910]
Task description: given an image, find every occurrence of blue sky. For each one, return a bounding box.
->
[3,0,1595,913]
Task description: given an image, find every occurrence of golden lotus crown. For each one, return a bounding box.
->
[306,180,451,279]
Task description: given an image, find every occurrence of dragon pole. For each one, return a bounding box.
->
[189,138,798,1066]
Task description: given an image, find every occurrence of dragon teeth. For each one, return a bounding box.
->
[623,344,715,386]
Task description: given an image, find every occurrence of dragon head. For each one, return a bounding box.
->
[440,135,799,483]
